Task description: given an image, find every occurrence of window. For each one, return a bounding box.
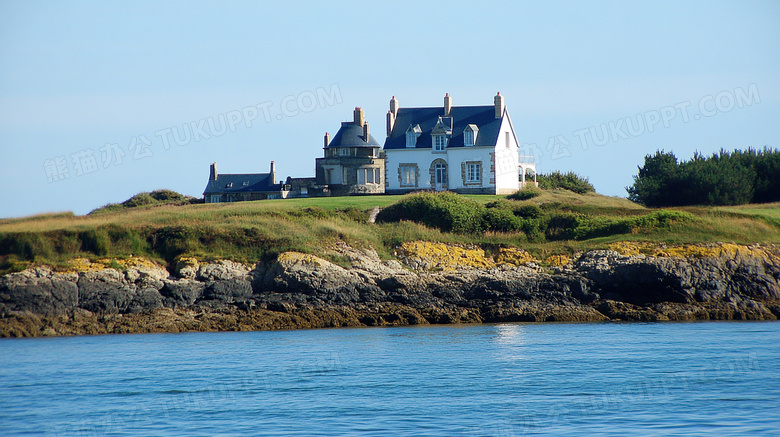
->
[406,124,422,147]
[357,167,380,185]
[433,135,448,151]
[466,163,481,183]
[505,132,510,148]
[209,195,221,203]
[400,165,416,186]
[464,130,473,146]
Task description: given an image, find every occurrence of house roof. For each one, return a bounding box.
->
[384,105,503,150]
[327,121,381,148]
[203,172,282,195]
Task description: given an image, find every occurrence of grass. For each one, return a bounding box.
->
[1,192,778,274]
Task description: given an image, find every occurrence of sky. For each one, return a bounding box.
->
[1,0,778,218]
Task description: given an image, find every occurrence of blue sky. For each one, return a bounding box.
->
[1,0,778,217]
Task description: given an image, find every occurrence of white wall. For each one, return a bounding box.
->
[494,115,520,194]
[385,148,435,191]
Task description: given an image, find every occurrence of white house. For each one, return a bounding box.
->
[383,92,533,195]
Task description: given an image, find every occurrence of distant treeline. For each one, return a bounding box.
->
[627,148,780,207]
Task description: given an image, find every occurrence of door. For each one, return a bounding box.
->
[435,163,447,191]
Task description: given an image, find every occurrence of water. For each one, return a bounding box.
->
[1,321,779,436]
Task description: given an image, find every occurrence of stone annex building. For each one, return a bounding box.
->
[203,93,535,202]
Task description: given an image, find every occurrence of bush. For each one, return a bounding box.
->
[507,186,542,200]
[149,189,187,202]
[376,192,486,234]
[90,190,193,214]
[483,208,523,232]
[514,204,542,219]
[122,193,156,208]
[537,171,595,194]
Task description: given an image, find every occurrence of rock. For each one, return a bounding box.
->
[2,242,779,337]
[160,279,205,307]
[197,260,251,281]
[128,288,164,312]
[0,268,78,315]
[201,279,253,303]
[77,269,136,313]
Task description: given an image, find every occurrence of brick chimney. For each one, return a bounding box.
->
[494,92,505,119]
[324,132,330,148]
[353,107,364,126]
[270,161,276,183]
[363,122,369,142]
[209,162,217,181]
[444,93,452,117]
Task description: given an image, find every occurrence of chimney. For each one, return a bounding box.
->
[324,132,330,148]
[443,93,452,116]
[270,161,276,182]
[387,95,399,136]
[389,95,398,117]
[353,107,364,126]
[209,162,217,181]
[386,110,395,136]
[363,122,369,142]
[494,91,505,119]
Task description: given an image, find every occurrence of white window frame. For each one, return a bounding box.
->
[466,163,481,183]
[400,165,416,186]
[357,167,380,185]
[464,130,474,147]
[433,135,447,151]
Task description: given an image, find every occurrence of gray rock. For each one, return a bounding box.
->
[201,279,253,303]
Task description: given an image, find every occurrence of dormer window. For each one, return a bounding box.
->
[433,135,448,151]
[464,124,478,147]
[406,124,422,148]
[431,117,452,152]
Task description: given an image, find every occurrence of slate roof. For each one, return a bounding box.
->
[327,121,381,148]
[203,172,282,195]
[384,105,503,150]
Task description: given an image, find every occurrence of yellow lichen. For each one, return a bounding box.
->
[398,241,495,271]
[544,254,571,267]
[496,247,536,266]
[608,241,778,264]
[64,256,163,273]
[653,243,774,262]
[277,251,324,267]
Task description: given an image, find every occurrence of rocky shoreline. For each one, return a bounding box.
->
[1,242,779,337]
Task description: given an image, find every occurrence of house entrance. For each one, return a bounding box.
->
[434,163,447,191]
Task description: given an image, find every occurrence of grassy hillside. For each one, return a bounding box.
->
[1,190,778,274]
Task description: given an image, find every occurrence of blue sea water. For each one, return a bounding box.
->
[1,321,779,436]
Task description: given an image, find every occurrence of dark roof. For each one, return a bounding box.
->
[203,172,282,195]
[383,105,503,150]
[327,121,381,148]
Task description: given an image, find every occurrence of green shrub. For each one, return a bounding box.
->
[514,204,542,219]
[538,171,595,194]
[507,186,542,200]
[376,192,486,234]
[122,193,156,208]
[483,208,523,232]
[149,189,187,202]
